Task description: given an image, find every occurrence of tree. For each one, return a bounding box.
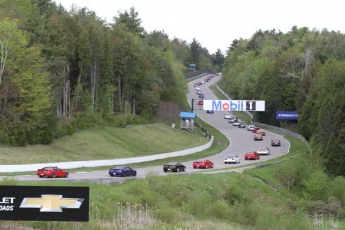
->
[113,7,144,36]
[0,18,29,87]
[190,38,201,68]
[213,49,225,71]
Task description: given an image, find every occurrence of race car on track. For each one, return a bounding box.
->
[36,166,69,178]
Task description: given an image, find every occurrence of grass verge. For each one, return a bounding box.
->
[0,117,229,176]
[0,123,209,165]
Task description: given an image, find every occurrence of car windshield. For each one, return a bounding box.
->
[227,155,236,158]
[167,162,177,165]
[113,166,125,170]
[43,167,54,170]
[258,147,266,150]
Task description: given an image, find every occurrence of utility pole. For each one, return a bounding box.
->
[273,99,277,126]
[191,99,194,112]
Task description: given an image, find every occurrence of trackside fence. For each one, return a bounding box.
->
[215,84,306,141]
[185,68,215,80]
[194,122,212,138]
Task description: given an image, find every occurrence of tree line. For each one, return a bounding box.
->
[0,0,225,146]
[220,26,345,176]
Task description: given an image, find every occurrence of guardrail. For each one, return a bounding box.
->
[215,84,306,142]
[0,137,214,172]
[185,68,215,80]
[252,122,305,141]
[194,122,212,138]
[215,84,253,119]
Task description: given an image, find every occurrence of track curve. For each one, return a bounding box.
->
[6,76,290,182]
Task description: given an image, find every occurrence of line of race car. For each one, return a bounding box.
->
[34,74,282,179]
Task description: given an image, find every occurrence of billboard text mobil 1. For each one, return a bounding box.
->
[203,100,265,111]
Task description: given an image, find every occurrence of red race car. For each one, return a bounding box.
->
[244,151,260,160]
[193,159,214,169]
[198,100,203,105]
[36,166,69,178]
[252,127,261,133]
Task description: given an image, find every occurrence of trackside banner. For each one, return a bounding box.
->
[276,111,299,120]
[203,100,265,111]
[0,185,89,221]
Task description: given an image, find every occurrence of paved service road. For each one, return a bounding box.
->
[7,75,290,182]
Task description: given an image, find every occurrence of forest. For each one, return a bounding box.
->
[2,0,344,177]
[220,26,345,176]
[0,0,224,146]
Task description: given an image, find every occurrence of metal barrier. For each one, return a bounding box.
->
[215,84,306,142]
[252,122,305,141]
[215,84,253,118]
[194,122,211,138]
[185,68,215,80]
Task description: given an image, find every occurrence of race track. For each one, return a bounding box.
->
[7,75,290,182]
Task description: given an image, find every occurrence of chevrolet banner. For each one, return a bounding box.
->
[0,185,89,221]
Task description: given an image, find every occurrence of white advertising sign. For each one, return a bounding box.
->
[203,100,265,111]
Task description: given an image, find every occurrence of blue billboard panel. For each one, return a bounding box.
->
[276,111,298,120]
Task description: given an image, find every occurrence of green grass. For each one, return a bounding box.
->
[0,123,209,165]
[1,107,344,230]
[0,117,230,176]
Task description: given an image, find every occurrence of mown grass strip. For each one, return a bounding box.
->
[0,123,209,165]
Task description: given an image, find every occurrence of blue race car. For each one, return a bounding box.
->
[206,110,214,114]
[108,166,137,177]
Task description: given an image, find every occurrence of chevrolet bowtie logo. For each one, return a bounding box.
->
[20,195,84,212]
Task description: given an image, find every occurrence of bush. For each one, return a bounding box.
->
[330,176,345,207]
[154,206,180,224]
[275,156,314,191]
[183,191,212,217]
[302,169,330,200]
[113,115,127,127]
[207,199,230,219]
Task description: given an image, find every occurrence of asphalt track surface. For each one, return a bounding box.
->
[8,76,290,182]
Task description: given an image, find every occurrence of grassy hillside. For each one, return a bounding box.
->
[0,123,209,164]
[2,127,344,230]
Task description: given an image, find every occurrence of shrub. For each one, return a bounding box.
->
[183,191,212,217]
[275,156,314,191]
[154,206,179,224]
[330,176,345,206]
[207,199,230,220]
[302,170,330,200]
[114,115,127,128]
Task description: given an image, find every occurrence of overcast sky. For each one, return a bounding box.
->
[53,0,345,54]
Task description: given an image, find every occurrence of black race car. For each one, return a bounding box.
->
[163,162,186,173]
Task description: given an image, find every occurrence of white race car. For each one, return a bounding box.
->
[257,147,271,155]
[224,113,231,119]
[232,120,240,126]
[247,125,255,131]
[224,154,241,164]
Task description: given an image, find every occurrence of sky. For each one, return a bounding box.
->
[53,0,345,54]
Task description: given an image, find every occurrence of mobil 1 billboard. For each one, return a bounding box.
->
[0,185,89,221]
[203,100,266,111]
